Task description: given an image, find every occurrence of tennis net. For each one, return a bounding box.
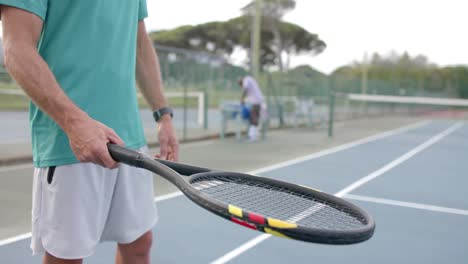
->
[328,93,468,136]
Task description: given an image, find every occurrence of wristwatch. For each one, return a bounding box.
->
[153,107,174,122]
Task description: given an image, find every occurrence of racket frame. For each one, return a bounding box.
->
[108,144,375,244]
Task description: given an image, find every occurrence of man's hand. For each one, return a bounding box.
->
[157,115,179,161]
[66,116,125,169]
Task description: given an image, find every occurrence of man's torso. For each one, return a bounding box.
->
[243,76,264,105]
[16,0,148,167]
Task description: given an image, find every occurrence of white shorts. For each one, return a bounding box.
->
[31,147,158,259]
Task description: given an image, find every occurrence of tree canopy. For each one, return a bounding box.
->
[242,0,297,71]
[149,16,326,71]
[242,0,296,19]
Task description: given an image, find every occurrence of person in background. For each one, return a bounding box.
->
[238,76,265,141]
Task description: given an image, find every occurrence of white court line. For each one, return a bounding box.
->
[248,120,430,176]
[345,194,468,216]
[0,120,430,247]
[0,163,33,173]
[0,233,31,247]
[335,122,463,197]
[210,122,463,264]
[154,192,184,202]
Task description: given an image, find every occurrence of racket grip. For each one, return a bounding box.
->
[108,144,212,175]
[107,144,145,167]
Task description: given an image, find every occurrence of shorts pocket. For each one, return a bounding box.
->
[42,166,63,228]
[47,166,56,185]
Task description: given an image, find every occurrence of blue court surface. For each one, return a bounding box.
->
[0,120,467,263]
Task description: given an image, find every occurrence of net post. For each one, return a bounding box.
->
[182,77,188,141]
[328,91,336,138]
[203,92,209,130]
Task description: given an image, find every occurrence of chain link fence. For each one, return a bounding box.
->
[0,43,459,144]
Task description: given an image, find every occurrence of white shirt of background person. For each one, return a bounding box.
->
[242,76,264,105]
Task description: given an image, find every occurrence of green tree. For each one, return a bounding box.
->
[149,16,325,71]
[331,51,468,98]
[242,0,296,71]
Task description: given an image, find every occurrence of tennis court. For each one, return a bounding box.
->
[0,117,466,263]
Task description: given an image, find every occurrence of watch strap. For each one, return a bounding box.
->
[153,107,173,122]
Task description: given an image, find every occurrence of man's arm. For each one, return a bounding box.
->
[1,6,123,168]
[241,90,247,105]
[136,21,179,161]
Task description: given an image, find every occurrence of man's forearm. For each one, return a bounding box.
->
[136,24,168,111]
[4,44,88,132]
[241,90,247,103]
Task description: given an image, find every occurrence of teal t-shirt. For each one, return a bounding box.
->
[0,0,148,167]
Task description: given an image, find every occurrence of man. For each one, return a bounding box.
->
[0,1,178,263]
[238,75,265,141]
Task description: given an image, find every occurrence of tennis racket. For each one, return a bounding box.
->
[108,144,375,244]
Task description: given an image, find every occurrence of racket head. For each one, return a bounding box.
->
[107,144,375,244]
[185,171,375,244]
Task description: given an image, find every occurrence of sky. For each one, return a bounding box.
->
[0,0,465,74]
[146,0,468,74]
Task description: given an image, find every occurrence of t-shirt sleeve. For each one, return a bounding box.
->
[0,0,48,21]
[242,78,248,91]
[243,77,252,91]
[138,0,148,20]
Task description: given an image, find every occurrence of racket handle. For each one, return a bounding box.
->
[108,144,212,175]
[107,144,145,167]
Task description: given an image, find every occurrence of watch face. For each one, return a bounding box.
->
[153,111,160,122]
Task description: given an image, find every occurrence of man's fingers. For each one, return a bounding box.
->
[159,138,169,160]
[101,128,122,167]
[170,139,179,161]
[106,129,125,146]
[80,147,118,169]
[96,147,119,169]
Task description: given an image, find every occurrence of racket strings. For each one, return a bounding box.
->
[191,176,366,231]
